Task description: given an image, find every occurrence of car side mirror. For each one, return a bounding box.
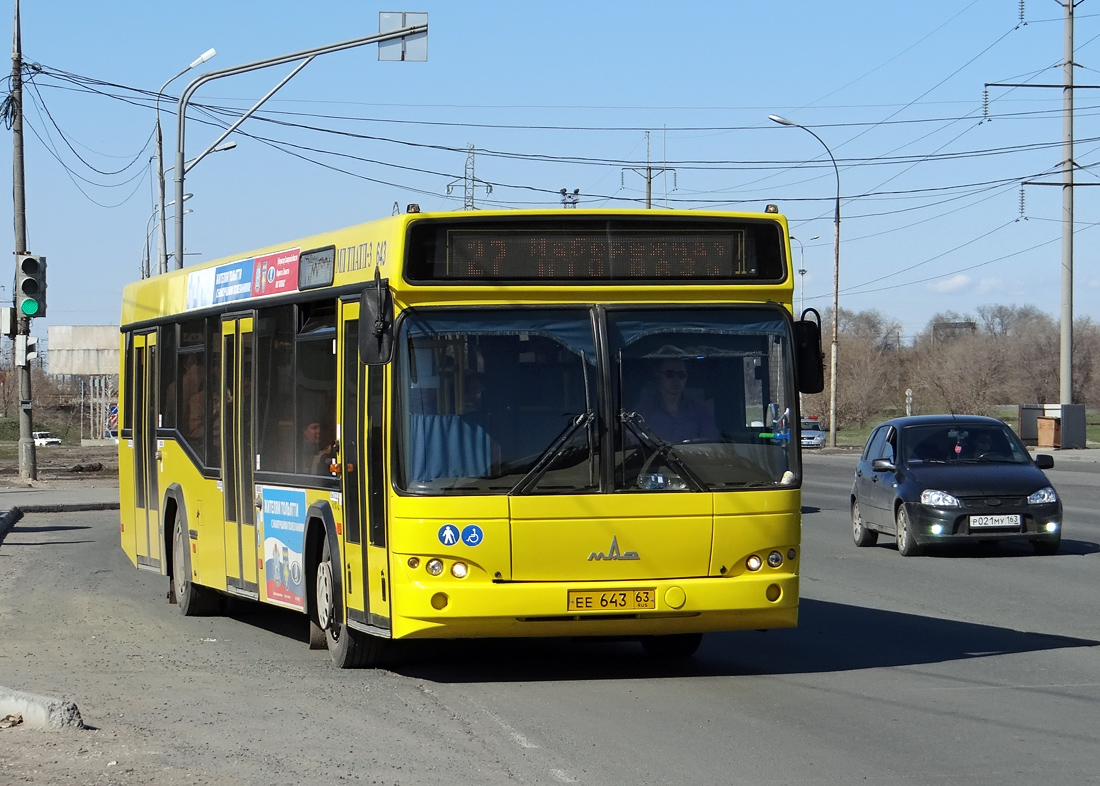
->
[359,269,394,365]
[871,458,896,472]
[793,308,825,394]
[1035,454,1054,470]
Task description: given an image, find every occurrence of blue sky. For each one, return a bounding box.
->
[4,0,1100,341]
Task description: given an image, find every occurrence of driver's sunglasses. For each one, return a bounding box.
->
[661,369,688,380]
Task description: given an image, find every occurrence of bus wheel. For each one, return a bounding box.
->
[640,633,703,660]
[172,511,219,616]
[316,537,385,668]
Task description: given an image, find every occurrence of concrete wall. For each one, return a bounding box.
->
[47,325,119,375]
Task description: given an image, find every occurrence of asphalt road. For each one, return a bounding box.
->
[1,454,1098,785]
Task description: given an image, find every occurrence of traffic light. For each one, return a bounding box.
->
[15,254,46,318]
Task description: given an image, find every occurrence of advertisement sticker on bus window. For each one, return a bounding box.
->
[185,247,301,310]
[260,487,307,611]
[252,248,300,297]
[212,259,256,305]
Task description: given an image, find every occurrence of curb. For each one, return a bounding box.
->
[0,686,84,730]
[0,507,24,548]
[15,502,121,514]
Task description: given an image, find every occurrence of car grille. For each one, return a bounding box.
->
[958,496,1026,509]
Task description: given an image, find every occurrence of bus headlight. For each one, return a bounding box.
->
[746,555,763,571]
[451,562,468,579]
[767,551,783,568]
[426,559,444,576]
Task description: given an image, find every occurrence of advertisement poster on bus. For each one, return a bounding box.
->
[259,486,307,611]
[251,249,300,297]
[185,247,301,310]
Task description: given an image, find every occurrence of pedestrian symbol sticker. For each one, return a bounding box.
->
[461,525,484,547]
[438,524,459,546]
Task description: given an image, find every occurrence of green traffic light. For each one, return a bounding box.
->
[20,299,39,317]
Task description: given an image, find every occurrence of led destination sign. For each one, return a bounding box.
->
[406,220,784,283]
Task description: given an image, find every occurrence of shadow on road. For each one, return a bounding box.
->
[374,597,1098,683]
[864,537,1099,559]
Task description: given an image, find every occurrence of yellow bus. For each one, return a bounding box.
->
[119,207,824,667]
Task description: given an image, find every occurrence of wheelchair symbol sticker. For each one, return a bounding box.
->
[461,525,484,547]
[438,524,459,546]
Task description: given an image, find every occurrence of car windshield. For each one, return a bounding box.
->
[902,423,1030,465]
[801,421,822,432]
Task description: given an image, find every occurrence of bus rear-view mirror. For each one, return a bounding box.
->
[359,276,394,365]
[793,308,825,394]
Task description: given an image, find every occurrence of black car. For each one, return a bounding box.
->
[850,415,1062,556]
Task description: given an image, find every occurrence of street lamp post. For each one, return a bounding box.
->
[789,234,818,316]
[769,114,841,448]
[173,19,428,272]
[156,48,217,276]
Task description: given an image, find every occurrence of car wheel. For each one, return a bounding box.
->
[1032,534,1061,556]
[895,506,922,557]
[315,536,387,668]
[640,633,703,660]
[172,510,220,616]
[852,500,877,547]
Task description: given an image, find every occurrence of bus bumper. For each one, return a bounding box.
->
[387,573,798,640]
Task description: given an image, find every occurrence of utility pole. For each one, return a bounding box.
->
[622,131,676,208]
[1060,0,1075,405]
[10,0,36,480]
[989,1,1100,405]
[446,143,491,209]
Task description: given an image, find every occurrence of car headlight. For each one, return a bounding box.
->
[920,489,961,507]
[1027,486,1058,505]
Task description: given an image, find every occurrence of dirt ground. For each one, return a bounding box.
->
[0,445,118,488]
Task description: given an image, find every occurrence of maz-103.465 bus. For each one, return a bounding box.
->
[118,207,824,667]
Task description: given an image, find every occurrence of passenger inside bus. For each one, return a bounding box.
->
[633,358,719,443]
[300,420,336,475]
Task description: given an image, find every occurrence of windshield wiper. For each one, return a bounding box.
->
[510,411,595,495]
[621,411,708,492]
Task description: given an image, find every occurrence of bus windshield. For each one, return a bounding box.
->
[610,308,797,491]
[396,308,598,494]
[395,305,798,495]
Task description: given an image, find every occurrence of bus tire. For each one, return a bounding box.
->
[316,537,385,668]
[172,510,219,616]
[640,632,703,660]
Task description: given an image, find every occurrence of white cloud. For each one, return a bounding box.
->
[977,278,1002,294]
[930,274,971,293]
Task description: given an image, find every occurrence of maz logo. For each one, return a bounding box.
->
[588,536,640,561]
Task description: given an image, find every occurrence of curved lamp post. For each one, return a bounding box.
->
[769,114,841,448]
[789,234,819,316]
[156,48,217,276]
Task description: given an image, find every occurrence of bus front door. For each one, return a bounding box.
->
[131,331,161,571]
[339,301,390,630]
[221,315,259,597]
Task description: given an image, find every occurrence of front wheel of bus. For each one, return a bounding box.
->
[641,633,703,660]
[316,537,385,668]
[172,511,219,616]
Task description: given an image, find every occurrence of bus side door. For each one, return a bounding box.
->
[131,330,161,571]
[339,299,390,631]
[221,315,259,597]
